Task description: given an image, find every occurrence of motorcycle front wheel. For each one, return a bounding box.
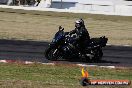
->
[45,47,60,61]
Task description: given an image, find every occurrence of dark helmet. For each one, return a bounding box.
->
[75,19,85,28]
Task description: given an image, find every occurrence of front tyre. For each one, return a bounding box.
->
[45,47,59,61]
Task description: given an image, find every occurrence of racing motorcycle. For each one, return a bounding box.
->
[45,26,108,62]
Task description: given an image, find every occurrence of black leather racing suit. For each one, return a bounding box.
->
[69,26,90,53]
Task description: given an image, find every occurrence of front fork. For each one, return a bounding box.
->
[49,43,62,57]
[53,49,58,56]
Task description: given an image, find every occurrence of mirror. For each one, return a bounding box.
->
[59,26,62,30]
[59,26,64,31]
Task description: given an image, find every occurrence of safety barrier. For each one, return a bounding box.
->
[0,0,132,16]
[50,0,132,16]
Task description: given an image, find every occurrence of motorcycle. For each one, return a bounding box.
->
[45,26,108,62]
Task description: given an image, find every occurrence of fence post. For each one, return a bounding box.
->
[60,0,62,9]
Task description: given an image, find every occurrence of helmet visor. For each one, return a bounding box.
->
[75,23,81,28]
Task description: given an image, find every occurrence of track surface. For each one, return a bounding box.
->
[0,39,132,67]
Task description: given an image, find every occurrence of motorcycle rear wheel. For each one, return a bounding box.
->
[93,49,103,62]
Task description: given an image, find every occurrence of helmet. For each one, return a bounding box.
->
[75,19,85,28]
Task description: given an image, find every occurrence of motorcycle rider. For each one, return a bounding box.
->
[69,19,90,55]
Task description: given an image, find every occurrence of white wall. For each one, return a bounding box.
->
[51,0,132,16]
[1,0,132,16]
[115,5,132,15]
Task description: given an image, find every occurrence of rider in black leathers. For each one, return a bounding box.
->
[69,19,90,54]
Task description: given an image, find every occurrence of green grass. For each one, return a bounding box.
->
[0,8,132,45]
[0,63,131,88]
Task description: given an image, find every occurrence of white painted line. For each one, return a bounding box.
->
[106,44,132,47]
[0,60,55,65]
[25,61,34,64]
[99,66,115,69]
[0,60,115,68]
[42,63,55,65]
[77,63,115,68]
[0,60,7,63]
[77,64,97,67]
[123,45,132,47]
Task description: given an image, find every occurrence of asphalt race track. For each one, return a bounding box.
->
[0,39,132,67]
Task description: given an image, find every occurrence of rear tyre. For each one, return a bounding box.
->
[92,49,103,62]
